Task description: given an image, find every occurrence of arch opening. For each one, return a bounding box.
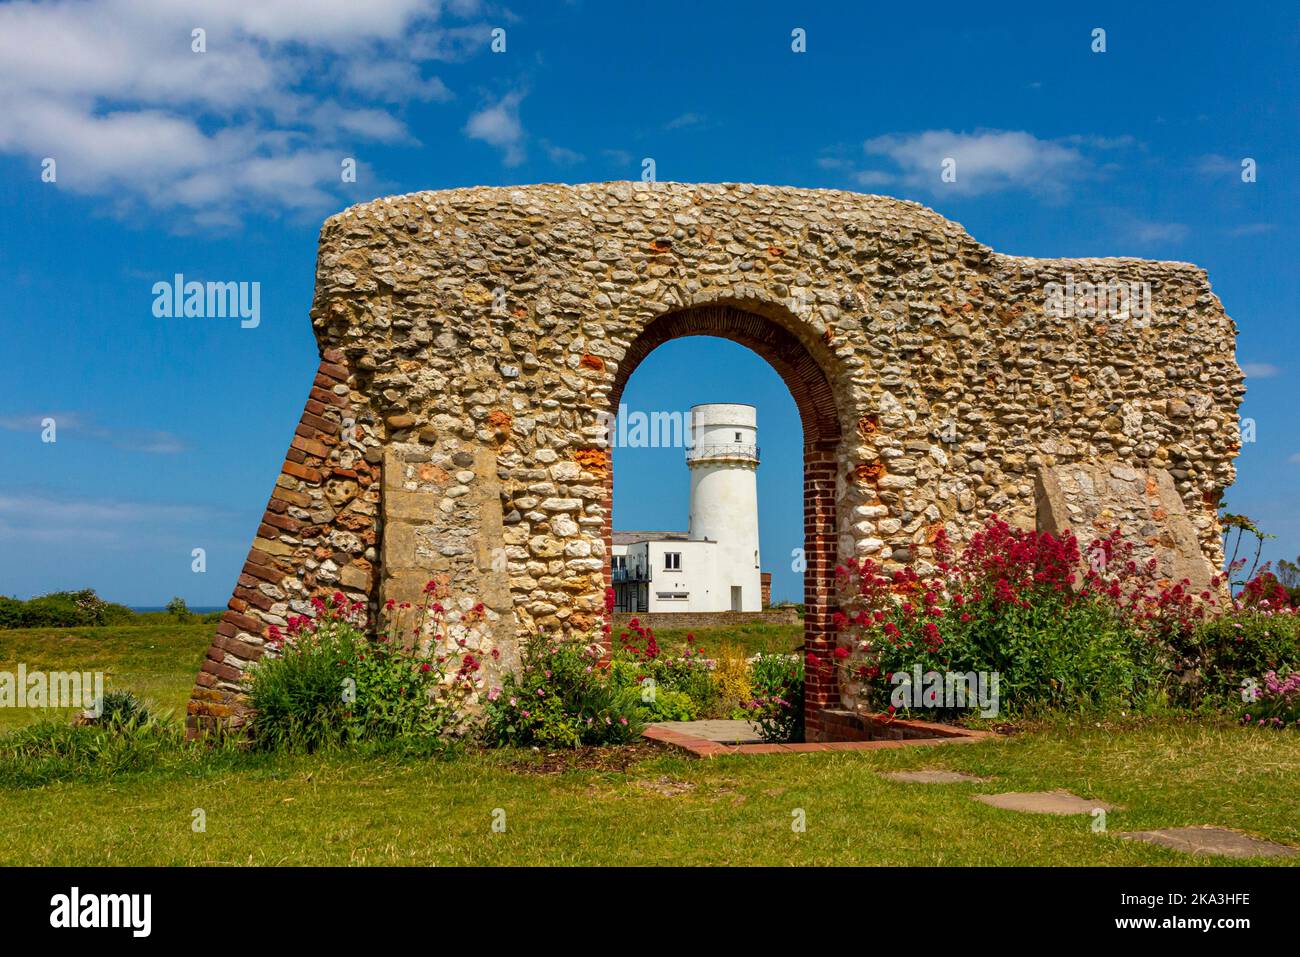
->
[605,303,843,737]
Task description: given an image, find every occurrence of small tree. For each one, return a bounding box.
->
[1275,558,1300,605]
[166,596,191,622]
[1220,507,1274,591]
[1276,558,1300,590]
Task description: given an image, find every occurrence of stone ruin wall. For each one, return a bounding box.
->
[187,182,1243,736]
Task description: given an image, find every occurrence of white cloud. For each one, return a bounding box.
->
[1196,153,1243,177]
[859,129,1093,198]
[0,0,479,221]
[0,489,227,547]
[1124,218,1190,245]
[541,140,585,165]
[854,170,895,187]
[664,112,705,131]
[1242,363,1281,379]
[0,411,186,453]
[1228,223,1276,238]
[465,90,526,166]
[342,60,453,103]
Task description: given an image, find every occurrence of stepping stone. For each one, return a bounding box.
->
[882,770,990,784]
[649,719,764,745]
[1116,826,1299,859]
[973,790,1120,815]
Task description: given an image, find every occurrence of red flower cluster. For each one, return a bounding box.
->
[833,515,1240,701]
[1238,570,1293,610]
[619,617,660,660]
[940,516,1081,609]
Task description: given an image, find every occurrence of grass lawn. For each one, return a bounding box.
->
[0,719,1295,866]
[0,622,1296,866]
[0,623,212,733]
[650,621,803,658]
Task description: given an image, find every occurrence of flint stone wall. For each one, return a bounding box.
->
[187,182,1242,736]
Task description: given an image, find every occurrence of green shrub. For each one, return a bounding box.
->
[837,520,1172,720]
[17,593,91,628]
[623,686,697,722]
[950,595,1156,715]
[610,626,720,717]
[0,596,24,629]
[1183,611,1300,705]
[745,653,804,742]
[483,638,642,748]
[246,589,479,753]
[0,589,141,628]
[98,602,140,625]
[0,711,186,787]
[1240,669,1300,729]
[855,592,1159,718]
[95,690,150,727]
[245,616,357,752]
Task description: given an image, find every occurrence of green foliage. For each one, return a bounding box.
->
[95,690,150,726]
[483,638,642,748]
[15,591,103,627]
[0,707,190,788]
[245,591,477,753]
[745,653,804,742]
[945,595,1157,716]
[1188,612,1300,706]
[245,618,357,752]
[165,596,192,622]
[1240,669,1300,728]
[651,656,719,713]
[837,520,1196,720]
[622,686,697,721]
[608,629,722,717]
[0,590,139,629]
[868,596,1160,718]
[0,596,24,629]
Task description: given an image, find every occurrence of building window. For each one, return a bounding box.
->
[735,431,742,442]
[613,555,626,570]
[664,552,681,571]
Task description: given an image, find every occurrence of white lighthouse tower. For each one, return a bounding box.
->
[687,403,762,612]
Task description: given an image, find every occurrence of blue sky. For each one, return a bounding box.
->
[0,1,1295,606]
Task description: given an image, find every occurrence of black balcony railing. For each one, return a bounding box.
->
[685,443,760,463]
[612,567,651,583]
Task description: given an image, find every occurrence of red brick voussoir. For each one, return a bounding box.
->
[186,351,381,738]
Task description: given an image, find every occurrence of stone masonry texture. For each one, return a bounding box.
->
[187,182,1243,737]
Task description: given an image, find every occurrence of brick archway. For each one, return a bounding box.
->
[606,303,842,736]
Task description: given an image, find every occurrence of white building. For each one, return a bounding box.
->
[611,403,764,614]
